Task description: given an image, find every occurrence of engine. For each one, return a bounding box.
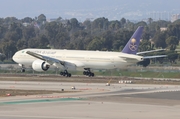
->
[32,60,50,72]
[137,59,150,67]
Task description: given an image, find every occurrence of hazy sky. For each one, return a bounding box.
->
[0,0,180,20]
[1,0,116,17]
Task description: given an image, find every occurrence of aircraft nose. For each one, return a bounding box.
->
[12,53,17,62]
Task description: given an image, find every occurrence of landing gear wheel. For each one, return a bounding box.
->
[21,69,25,72]
[60,71,71,77]
[60,72,64,75]
[67,73,71,77]
[83,69,94,77]
[83,71,86,75]
[88,72,95,77]
[88,73,92,77]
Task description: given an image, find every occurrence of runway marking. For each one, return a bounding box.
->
[0,98,83,105]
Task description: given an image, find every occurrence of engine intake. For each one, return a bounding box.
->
[32,60,50,72]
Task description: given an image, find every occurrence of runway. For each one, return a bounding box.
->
[0,80,180,119]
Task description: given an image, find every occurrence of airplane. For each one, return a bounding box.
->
[12,26,166,77]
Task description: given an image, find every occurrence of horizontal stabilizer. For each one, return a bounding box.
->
[137,49,166,55]
[143,55,167,59]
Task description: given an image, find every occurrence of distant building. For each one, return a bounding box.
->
[171,14,180,22]
[22,22,30,27]
[47,18,58,22]
[160,27,167,32]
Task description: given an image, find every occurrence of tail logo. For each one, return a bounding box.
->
[129,38,137,51]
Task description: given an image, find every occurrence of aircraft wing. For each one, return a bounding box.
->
[26,51,78,68]
[26,51,61,64]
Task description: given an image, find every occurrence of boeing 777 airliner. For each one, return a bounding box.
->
[12,26,166,77]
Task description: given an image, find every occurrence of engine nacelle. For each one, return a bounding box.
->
[32,60,50,72]
[137,59,150,67]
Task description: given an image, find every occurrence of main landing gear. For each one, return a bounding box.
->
[21,68,25,72]
[83,68,94,77]
[60,70,71,77]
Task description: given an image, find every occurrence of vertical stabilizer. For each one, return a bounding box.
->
[121,26,144,54]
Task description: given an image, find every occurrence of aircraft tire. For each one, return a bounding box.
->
[68,73,71,77]
[60,72,63,75]
[21,69,25,72]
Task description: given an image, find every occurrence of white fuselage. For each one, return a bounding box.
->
[12,49,143,71]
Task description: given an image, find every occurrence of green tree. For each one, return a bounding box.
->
[0,53,6,62]
[168,53,178,64]
[1,41,17,60]
[167,24,180,41]
[166,36,179,50]
[120,18,126,27]
[147,18,153,24]
[83,20,91,30]
[7,23,23,41]
[37,14,46,25]
[28,38,38,48]
[21,17,33,23]
[139,40,151,52]
[0,25,7,39]
[56,17,62,22]
[70,18,79,29]
[91,17,109,31]
[108,20,121,31]
[22,25,36,40]
[87,37,103,50]
[135,21,147,28]
[38,34,49,48]
[4,31,20,42]
[16,39,28,50]
[153,32,167,48]
[4,17,18,25]
[102,31,114,50]
[113,29,133,51]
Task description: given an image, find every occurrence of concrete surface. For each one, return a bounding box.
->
[0,81,180,119]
